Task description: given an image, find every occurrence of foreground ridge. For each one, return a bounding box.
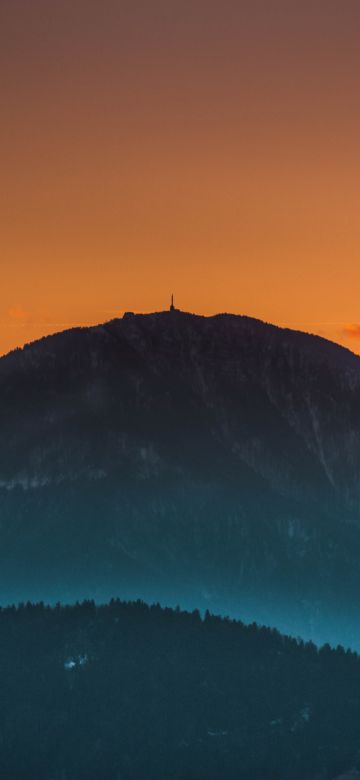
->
[1,598,359,780]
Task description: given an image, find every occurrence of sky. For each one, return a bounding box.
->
[1,0,360,355]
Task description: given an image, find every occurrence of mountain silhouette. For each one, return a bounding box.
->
[1,310,360,645]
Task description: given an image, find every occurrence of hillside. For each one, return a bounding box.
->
[1,599,360,780]
[1,311,360,645]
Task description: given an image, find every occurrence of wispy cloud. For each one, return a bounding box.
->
[8,305,31,322]
[343,324,360,339]
[3,307,96,329]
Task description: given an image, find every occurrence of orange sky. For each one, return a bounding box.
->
[1,0,360,356]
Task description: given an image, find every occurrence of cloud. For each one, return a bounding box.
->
[8,305,31,322]
[3,307,95,330]
[343,324,360,339]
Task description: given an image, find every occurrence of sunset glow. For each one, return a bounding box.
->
[2,0,360,355]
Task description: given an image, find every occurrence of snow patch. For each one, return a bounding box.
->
[64,654,88,671]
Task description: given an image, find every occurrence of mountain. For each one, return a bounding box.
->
[1,598,360,780]
[1,310,360,645]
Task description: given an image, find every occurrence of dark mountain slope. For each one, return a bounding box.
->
[1,311,360,644]
[1,599,360,780]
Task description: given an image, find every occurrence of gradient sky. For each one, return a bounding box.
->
[1,0,360,355]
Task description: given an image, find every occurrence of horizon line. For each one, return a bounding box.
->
[1,309,360,360]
